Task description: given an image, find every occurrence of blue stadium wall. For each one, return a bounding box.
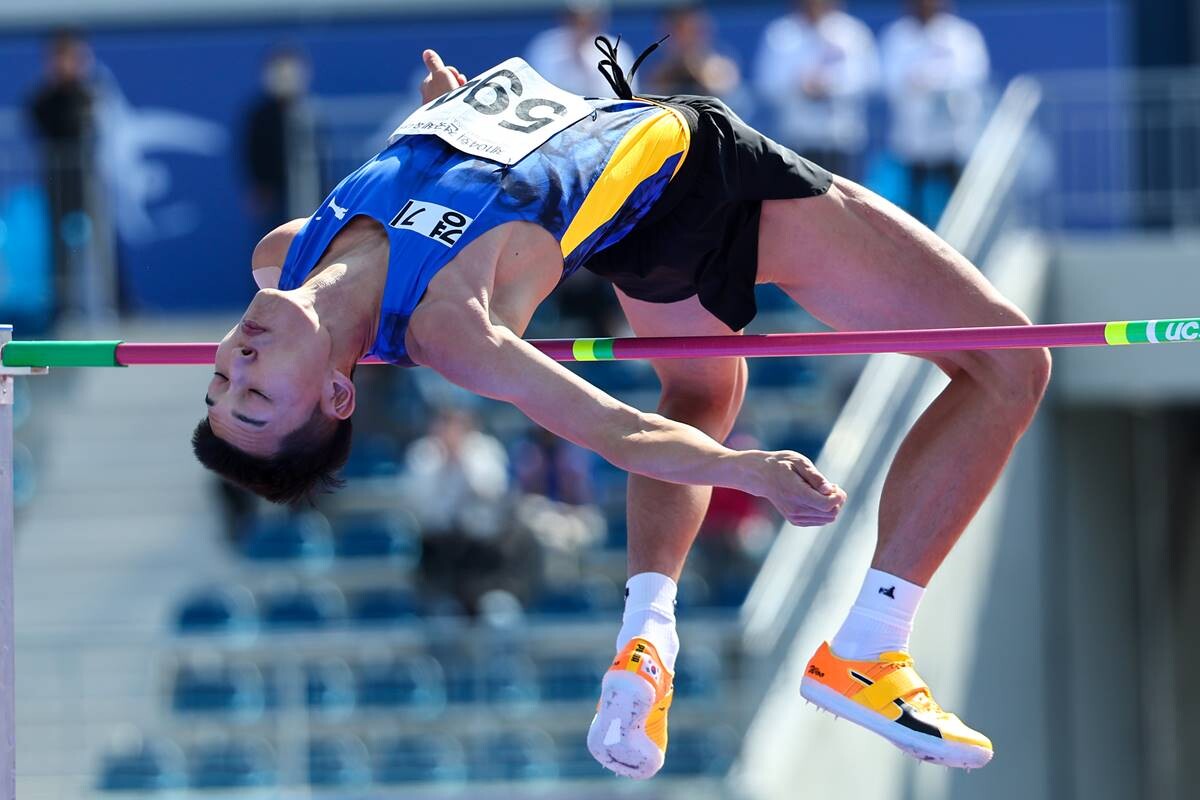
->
[0,1,1126,312]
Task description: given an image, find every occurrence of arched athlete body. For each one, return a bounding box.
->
[196,47,1049,778]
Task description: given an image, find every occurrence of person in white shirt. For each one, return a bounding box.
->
[753,0,879,181]
[880,0,989,223]
[524,0,634,97]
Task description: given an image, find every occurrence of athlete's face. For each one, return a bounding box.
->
[912,0,945,22]
[205,289,332,456]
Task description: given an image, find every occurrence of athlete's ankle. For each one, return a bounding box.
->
[830,568,924,661]
[615,572,679,673]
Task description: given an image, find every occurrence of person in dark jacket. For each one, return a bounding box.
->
[26,28,97,319]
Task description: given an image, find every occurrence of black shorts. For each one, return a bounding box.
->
[583,95,833,332]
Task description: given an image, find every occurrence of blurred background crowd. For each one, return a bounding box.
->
[2,1,1200,799]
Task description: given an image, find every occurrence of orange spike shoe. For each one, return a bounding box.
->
[800,642,993,769]
[587,637,674,779]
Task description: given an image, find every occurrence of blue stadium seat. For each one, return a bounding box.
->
[483,654,540,705]
[749,357,818,389]
[96,737,186,792]
[309,735,370,788]
[555,735,606,779]
[530,576,620,618]
[241,512,334,566]
[604,517,628,549]
[306,658,356,712]
[188,738,276,789]
[587,361,648,393]
[348,587,419,626]
[374,734,467,784]
[442,659,481,705]
[467,729,558,781]
[333,512,420,562]
[529,588,597,617]
[537,656,602,702]
[769,425,828,463]
[673,571,713,612]
[711,573,755,608]
[259,583,346,630]
[674,647,722,700]
[171,661,265,719]
[657,728,736,777]
[174,584,257,636]
[339,433,401,479]
[356,655,446,711]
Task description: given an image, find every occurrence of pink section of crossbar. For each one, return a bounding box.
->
[112,323,1108,365]
[602,322,1107,360]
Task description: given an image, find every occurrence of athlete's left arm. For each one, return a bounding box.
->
[406,291,846,527]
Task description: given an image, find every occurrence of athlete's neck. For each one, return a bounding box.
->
[298,244,387,372]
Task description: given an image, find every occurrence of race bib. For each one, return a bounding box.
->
[389,58,594,165]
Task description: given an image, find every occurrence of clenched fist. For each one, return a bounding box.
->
[743,450,847,527]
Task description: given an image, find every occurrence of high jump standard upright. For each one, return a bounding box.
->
[0,324,47,800]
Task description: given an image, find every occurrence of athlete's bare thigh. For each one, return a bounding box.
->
[615,292,746,424]
[756,176,1032,374]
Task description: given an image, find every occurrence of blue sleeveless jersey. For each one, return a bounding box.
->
[278,96,691,366]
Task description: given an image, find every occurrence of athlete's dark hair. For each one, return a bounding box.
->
[191,408,353,506]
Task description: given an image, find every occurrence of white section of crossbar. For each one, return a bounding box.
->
[0,324,15,800]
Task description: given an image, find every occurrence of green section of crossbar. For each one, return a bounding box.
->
[0,340,122,368]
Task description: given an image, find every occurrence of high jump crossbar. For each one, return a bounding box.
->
[1,317,1199,368]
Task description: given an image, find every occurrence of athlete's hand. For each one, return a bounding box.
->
[420,49,467,104]
[745,450,846,527]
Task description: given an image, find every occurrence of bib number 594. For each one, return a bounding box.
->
[431,68,568,134]
[389,58,593,164]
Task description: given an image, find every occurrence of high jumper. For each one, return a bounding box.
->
[190,40,1047,777]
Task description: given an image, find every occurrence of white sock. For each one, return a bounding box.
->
[615,572,679,673]
[830,568,925,661]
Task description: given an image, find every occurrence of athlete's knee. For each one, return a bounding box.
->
[998,345,1052,411]
[657,360,747,438]
[947,325,1050,418]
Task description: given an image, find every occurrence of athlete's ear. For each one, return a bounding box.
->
[323,369,356,420]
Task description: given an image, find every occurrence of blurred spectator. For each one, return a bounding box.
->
[525,0,634,96]
[512,427,593,506]
[400,408,510,533]
[645,3,742,101]
[880,0,989,224]
[401,410,538,614]
[26,28,99,320]
[753,1,878,181]
[242,47,319,237]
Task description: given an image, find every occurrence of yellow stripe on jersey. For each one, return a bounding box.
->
[559,106,691,260]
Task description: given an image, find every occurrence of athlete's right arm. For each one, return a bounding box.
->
[406,298,846,527]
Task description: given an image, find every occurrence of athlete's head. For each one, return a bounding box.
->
[192,289,356,504]
[910,0,947,23]
[45,28,92,83]
[797,0,836,22]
